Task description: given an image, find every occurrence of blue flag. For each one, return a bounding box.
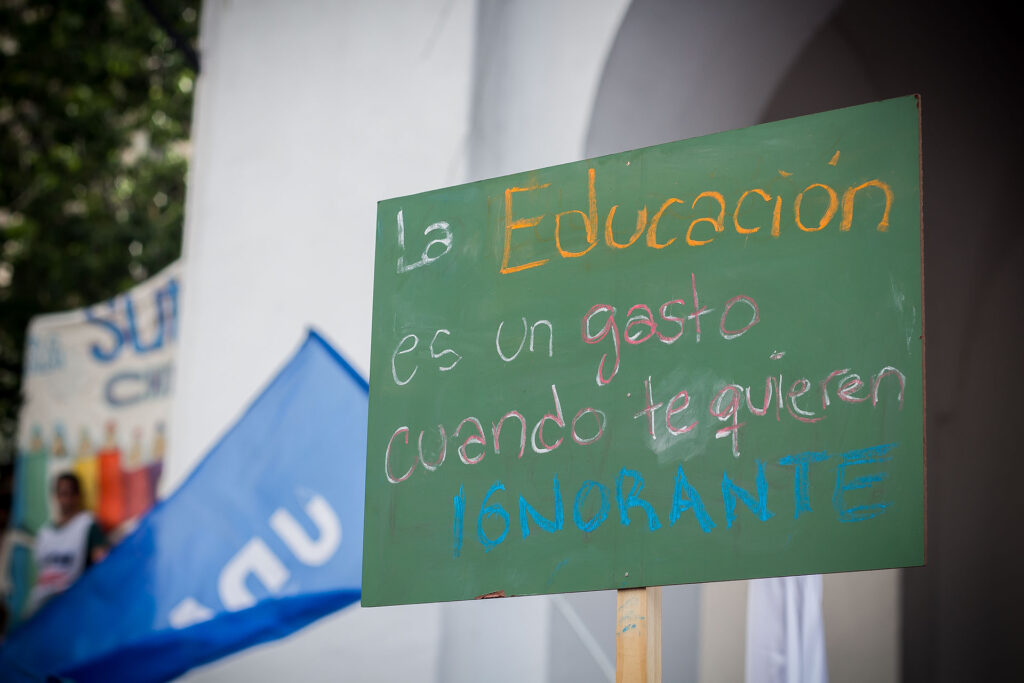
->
[1,330,367,681]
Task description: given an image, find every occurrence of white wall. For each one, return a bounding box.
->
[467,0,631,180]
[587,0,844,152]
[167,0,478,492]
[172,0,476,679]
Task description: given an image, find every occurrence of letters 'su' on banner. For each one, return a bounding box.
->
[2,330,367,682]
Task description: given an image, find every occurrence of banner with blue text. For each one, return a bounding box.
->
[12,261,182,539]
[1,331,367,682]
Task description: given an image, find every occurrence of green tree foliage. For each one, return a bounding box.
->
[0,0,199,462]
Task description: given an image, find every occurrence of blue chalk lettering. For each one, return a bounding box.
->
[779,451,829,519]
[721,460,775,529]
[616,468,662,531]
[833,443,895,522]
[477,480,509,552]
[670,465,715,533]
[573,481,610,533]
[519,473,564,538]
[453,485,465,558]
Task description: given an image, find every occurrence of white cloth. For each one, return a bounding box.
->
[26,510,95,614]
[745,575,828,683]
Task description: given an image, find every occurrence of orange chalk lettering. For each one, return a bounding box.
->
[771,195,782,237]
[794,183,838,232]
[588,168,598,238]
[648,198,684,249]
[733,188,772,235]
[554,167,601,258]
[686,191,725,246]
[604,205,647,249]
[500,183,551,274]
[555,209,597,258]
[840,179,893,232]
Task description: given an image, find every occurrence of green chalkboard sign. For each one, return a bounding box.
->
[363,95,924,607]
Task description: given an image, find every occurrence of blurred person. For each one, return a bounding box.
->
[24,474,108,617]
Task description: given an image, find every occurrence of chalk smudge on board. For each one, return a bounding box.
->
[908,307,916,353]
[890,276,915,353]
[649,368,721,465]
[545,559,569,587]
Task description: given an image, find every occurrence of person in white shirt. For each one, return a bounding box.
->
[25,473,109,616]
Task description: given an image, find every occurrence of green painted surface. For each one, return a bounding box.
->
[363,96,924,607]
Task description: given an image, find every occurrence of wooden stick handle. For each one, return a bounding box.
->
[616,586,662,683]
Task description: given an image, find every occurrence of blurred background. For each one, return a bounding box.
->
[1,0,1021,681]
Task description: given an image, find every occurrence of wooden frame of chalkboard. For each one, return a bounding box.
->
[363,95,925,608]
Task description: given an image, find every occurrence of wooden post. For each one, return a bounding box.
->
[616,586,662,683]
